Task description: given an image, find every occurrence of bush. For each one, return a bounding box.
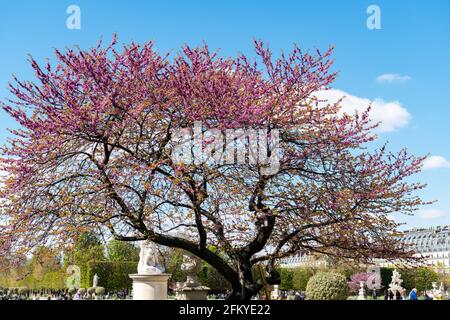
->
[95,286,105,296]
[292,267,315,290]
[278,268,294,291]
[305,272,349,300]
[78,288,86,295]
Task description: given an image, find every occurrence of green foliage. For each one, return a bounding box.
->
[1,246,66,290]
[380,267,394,288]
[278,268,294,290]
[107,240,139,262]
[76,232,102,249]
[66,232,105,268]
[305,272,349,300]
[164,248,185,283]
[83,261,137,291]
[331,264,362,280]
[400,267,439,291]
[292,267,315,290]
[197,262,231,291]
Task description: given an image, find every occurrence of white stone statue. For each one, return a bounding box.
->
[357,281,366,300]
[137,240,165,275]
[180,252,203,288]
[388,269,404,300]
[93,274,99,288]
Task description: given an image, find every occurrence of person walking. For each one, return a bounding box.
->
[409,288,418,300]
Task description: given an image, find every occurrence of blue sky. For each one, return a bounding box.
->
[0,0,449,229]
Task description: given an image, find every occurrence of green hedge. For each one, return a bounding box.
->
[380,267,394,289]
[82,261,137,292]
[278,269,294,290]
[273,267,316,291]
[305,272,349,300]
[379,267,438,292]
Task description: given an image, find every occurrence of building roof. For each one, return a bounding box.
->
[399,226,450,253]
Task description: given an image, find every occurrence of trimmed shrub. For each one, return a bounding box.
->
[78,288,86,295]
[305,272,349,300]
[87,287,95,295]
[95,286,105,296]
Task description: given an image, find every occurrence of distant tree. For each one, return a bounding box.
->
[401,267,439,291]
[198,262,231,291]
[29,246,61,280]
[348,272,370,294]
[156,247,183,283]
[278,268,294,290]
[66,232,105,267]
[107,240,139,262]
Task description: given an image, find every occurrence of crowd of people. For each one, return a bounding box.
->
[0,289,131,300]
[383,287,448,300]
[0,287,447,300]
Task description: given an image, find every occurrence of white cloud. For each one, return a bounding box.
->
[418,209,447,220]
[313,89,411,132]
[376,73,412,84]
[422,155,450,170]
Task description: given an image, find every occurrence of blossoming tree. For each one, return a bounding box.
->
[0,37,427,299]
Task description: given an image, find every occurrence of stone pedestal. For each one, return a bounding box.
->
[271,285,280,300]
[129,273,171,300]
[177,285,210,300]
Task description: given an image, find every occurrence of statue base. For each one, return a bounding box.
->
[176,285,210,300]
[129,273,171,300]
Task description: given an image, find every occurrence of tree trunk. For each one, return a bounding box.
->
[225,257,262,301]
